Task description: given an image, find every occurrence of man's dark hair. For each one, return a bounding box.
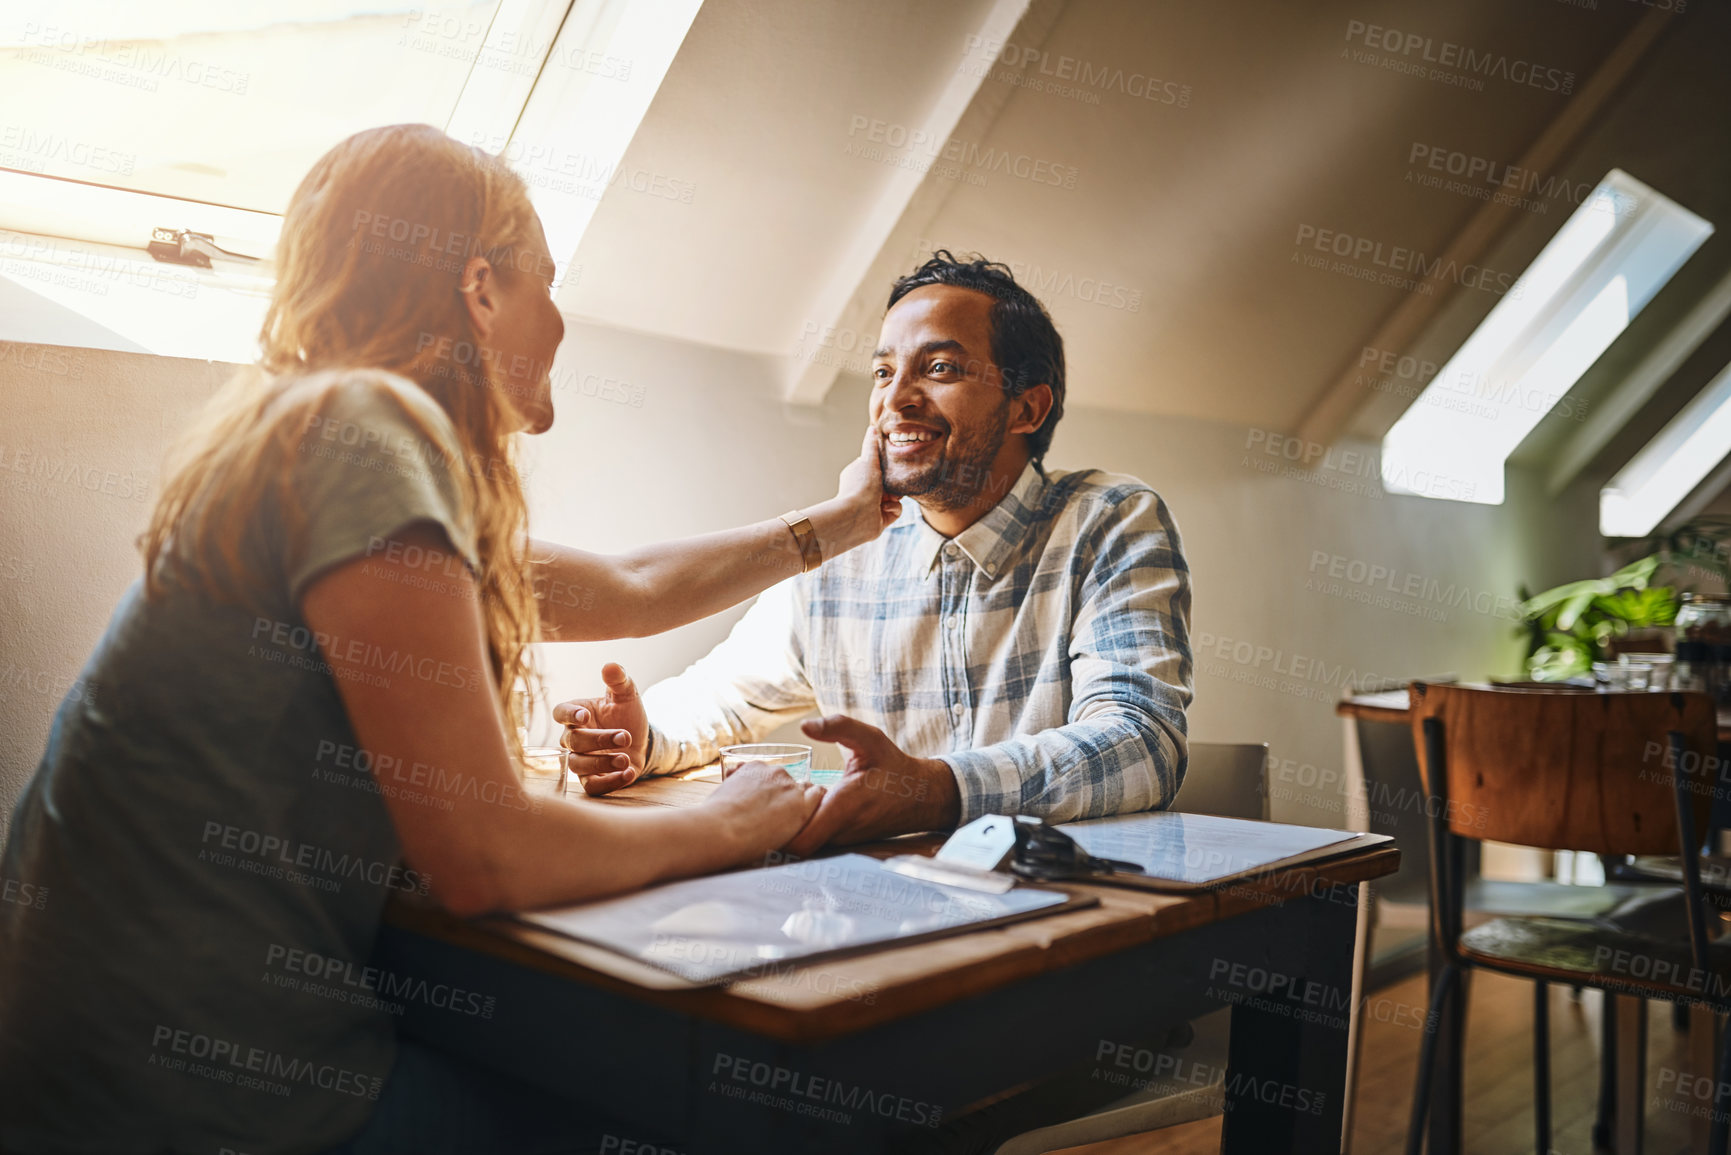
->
[886,249,1066,462]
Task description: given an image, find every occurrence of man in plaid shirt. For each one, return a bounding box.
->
[557,251,1192,853]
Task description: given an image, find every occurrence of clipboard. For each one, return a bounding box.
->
[515,853,1093,985]
[1057,811,1393,893]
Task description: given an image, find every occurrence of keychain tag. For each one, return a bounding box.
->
[882,814,1022,894]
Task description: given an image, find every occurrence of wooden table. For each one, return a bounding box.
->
[376,776,1399,1154]
[1337,686,1731,739]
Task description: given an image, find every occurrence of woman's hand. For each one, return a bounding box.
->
[815,425,902,556]
[525,427,900,648]
[702,762,825,863]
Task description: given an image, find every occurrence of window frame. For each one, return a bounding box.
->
[1380,168,1714,505]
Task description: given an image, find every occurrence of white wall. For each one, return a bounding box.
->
[0,325,1597,836]
[0,344,228,828]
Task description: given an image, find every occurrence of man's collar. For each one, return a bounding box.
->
[904,461,1047,579]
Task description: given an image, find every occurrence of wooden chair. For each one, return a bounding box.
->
[1409,683,1706,1147]
[1405,683,1731,1155]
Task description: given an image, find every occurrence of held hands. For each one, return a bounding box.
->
[551,669,956,857]
[703,761,826,862]
[551,663,824,857]
[784,715,962,857]
[552,663,649,796]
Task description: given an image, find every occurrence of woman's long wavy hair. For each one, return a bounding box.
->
[139,124,543,746]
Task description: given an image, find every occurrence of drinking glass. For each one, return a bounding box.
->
[721,743,813,782]
[1617,656,1655,692]
[1641,654,1674,691]
[521,745,568,797]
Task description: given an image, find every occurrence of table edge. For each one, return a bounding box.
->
[383,844,1400,1044]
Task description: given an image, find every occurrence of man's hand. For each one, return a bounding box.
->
[551,663,649,796]
[783,715,962,857]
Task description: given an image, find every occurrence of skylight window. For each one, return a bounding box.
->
[1601,359,1731,537]
[0,0,699,361]
[1381,169,1713,504]
[0,1,531,217]
[492,0,703,267]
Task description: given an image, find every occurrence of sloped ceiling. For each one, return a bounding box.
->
[557,0,1006,353]
[560,0,1723,445]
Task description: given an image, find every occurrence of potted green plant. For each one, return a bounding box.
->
[1515,516,1731,680]
[1516,556,1678,681]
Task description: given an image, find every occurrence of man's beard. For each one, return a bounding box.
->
[882,401,1010,512]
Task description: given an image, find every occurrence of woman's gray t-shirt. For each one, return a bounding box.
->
[0,373,485,1154]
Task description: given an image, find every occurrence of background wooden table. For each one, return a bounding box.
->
[1337,685,1731,740]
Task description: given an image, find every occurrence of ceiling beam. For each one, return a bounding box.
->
[1291,7,1678,451]
[782,0,1066,405]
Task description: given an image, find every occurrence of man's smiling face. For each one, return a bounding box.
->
[870,284,1016,511]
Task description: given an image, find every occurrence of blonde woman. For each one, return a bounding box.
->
[0,125,897,1154]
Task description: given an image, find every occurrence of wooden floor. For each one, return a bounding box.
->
[1053,969,1699,1155]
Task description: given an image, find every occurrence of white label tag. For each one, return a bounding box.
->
[934,813,1019,872]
